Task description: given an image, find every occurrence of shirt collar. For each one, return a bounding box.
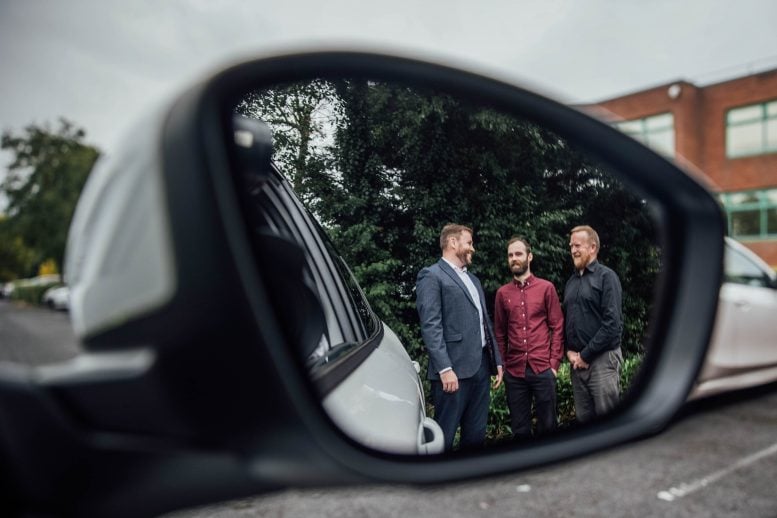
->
[578,259,599,276]
[442,257,467,273]
[513,273,534,287]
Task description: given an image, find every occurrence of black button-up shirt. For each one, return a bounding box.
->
[563,260,623,363]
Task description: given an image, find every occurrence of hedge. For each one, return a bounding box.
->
[473,354,643,444]
[9,282,62,306]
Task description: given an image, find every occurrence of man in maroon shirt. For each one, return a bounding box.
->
[494,236,564,439]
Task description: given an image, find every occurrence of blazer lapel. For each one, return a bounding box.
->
[437,259,477,308]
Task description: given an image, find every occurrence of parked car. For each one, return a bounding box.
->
[41,285,70,311]
[231,115,444,454]
[1,276,62,302]
[690,237,777,399]
[1,282,14,299]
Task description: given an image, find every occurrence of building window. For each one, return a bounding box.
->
[720,187,777,239]
[726,99,777,158]
[613,112,675,157]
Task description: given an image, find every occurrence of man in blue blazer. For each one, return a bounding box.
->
[416,223,503,451]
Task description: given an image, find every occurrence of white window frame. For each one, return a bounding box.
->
[725,99,777,158]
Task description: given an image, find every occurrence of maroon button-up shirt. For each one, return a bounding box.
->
[494,275,565,377]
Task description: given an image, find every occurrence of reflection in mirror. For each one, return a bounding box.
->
[232,78,661,455]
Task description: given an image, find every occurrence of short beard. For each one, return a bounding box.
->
[511,264,528,278]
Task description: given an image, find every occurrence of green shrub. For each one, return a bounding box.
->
[10,282,61,306]
[487,382,512,442]
[620,353,643,390]
[484,353,644,443]
[556,362,576,426]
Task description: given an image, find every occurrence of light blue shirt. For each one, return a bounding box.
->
[442,257,486,348]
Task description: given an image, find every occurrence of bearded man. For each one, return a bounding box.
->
[563,225,623,423]
[494,236,564,439]
[416,223,503,451]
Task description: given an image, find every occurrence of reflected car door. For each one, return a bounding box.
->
[256,162,443,454]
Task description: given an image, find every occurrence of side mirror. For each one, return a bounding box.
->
[0,51,724,516]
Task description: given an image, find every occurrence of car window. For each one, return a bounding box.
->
[725,243,771,287]
[304,216,384,388]
[243,172,344,350]
[273,173,379,346]
[244,164,382,390]
[315,226,379,340]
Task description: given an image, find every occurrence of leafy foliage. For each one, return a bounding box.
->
[10,281,61,306]
[486,354,644,443]
[0,224,36,281]
[236,81,335,203]
[1,120,99,279]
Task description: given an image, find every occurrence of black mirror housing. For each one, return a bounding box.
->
[0,51,724,517]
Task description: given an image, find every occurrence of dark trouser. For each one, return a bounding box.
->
[504,366,557,439]
[431,349,490,451]
[570,347,622,423]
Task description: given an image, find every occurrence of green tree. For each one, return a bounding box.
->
[0,216,36,282]
[1,119,100,277]
[236,81,336,203]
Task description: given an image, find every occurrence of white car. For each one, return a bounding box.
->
[233,115,443,454]
[690,237,777,399]
[1,282,14,299]
[42,285,70,311]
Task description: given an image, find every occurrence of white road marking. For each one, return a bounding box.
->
[657,441,777,502]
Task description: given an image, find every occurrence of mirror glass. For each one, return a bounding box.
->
[230,78,661,455]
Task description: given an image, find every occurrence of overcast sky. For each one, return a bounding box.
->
[2,0,777,158]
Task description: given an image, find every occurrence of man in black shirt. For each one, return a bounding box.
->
[563,225,623,423]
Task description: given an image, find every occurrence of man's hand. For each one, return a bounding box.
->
[551,368,558,378]
[492,365,504,389]
[441,369,459,393]
[566,350,589,370]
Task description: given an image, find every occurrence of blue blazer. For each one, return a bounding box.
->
[416,259,502,381]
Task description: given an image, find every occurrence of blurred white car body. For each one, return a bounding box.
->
[1,282,14,298]
[690,237,777,399]
[42,285,70,311]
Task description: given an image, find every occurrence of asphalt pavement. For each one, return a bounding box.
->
[0,299,80,365]
[168,387,777,517]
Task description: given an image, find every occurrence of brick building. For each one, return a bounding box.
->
[581,68,777,268]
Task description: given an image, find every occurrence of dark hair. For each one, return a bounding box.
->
[507,235,531,255]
